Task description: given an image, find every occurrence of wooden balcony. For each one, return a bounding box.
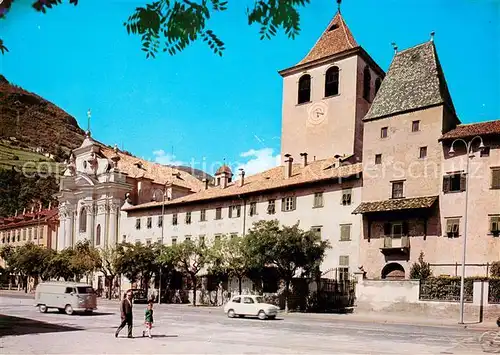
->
[380,235,410,255]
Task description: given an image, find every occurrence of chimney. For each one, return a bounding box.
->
[239,168,245,187]
[202,178,209,190]
[299,152,308,167]
[284,154,293,179]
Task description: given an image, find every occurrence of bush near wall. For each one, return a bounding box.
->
[488,278,500,304]
[419,276,478,302]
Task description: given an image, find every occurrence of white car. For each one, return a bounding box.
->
[223,295,279,320]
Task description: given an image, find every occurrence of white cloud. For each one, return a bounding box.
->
[153,149,185,166]
[236,148,280,176]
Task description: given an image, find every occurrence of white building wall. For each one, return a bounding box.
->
[121,181,362,275]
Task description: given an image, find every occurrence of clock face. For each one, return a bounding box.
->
[307,102,328,126]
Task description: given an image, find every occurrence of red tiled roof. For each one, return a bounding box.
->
[440,120,500,140]
[0,209,58,230]
[215,165,232,175]
[125,158,362,211]
[297,12,358,66]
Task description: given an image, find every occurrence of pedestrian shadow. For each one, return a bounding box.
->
[0,314,83,338]
[151,334,178,338]
[79,312,114,316]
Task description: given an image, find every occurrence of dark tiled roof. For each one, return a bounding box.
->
[352,196,438,214]
[364,41,455,121]
[440,120,500,140]
[297,12,358,65]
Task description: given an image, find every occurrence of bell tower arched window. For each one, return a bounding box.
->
[363,66,371,101]
[298,74,311,104]
[79,207,87,233]
[375,77,382,96]
[325,66,339,97]
[96,224,101,246]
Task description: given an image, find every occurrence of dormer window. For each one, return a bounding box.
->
[298,74,311,104]
[325,66,339,97]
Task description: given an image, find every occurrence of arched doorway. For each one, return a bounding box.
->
[381,263,405,280]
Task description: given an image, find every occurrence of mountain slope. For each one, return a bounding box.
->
[0,75,85,154]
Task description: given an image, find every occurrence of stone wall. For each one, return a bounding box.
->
[354,274,500,322]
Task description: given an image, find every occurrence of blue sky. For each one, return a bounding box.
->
[1,0,499,175]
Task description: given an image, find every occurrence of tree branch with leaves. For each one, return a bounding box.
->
[0,0,311,58]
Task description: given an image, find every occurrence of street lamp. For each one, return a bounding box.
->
[448,135,484,324]
[152,186,167,305]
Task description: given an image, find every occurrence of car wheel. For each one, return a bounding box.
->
[38,305,48,313]
[227,309,236,318]
[65,304,74,315]
[258,310,267,320]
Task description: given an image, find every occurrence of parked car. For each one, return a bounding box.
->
[131,289,148,304]
[34,281,97,315]
[223,295,279,320]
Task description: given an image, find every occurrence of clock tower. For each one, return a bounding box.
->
[279,8,384,163]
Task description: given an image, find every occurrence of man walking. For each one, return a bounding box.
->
[115,290,133,338]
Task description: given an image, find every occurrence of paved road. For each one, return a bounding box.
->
[0,295,487,354]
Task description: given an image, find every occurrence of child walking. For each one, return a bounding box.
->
[142,302,154,338]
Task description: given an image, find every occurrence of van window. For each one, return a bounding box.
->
[77,287,93,294]
[65,287,75,294]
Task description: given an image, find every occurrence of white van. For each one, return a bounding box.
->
[34,282,97,315]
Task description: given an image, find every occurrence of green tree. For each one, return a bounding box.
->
[246,220,330,312]
[99,246,121,299]
[156,243,180,301]
[409,251,432,280]
[173,240,207,306]
[71,240,101,283]
[1,0,312,58]
[116,242,159,296]
[47,248,75,281]
[116,242,142,286]
[208,235,253,295]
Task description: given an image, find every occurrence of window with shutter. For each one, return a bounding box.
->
[391,223,403,237]
[147,217,152,229]
[215,208,222,220]
[490,216,500,233]
[185,212,192,224]
[282,197,296,212]
[460,174,467,191]
[341,189,352,205]
[311,226,322,238]
[172,213,178,225]
[446,218,460,237]
[267,200,276,215]
[339,255,349,267]
[443,175,451,193]
[492,169,500,189]
[313,192,324,208]
[340,224,351,241]
[444,173,463,193]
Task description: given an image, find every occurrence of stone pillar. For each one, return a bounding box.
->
[108,202,119,248]
[67,208,74,248]
[64,211,72,249]
[86,205,93,244]
[57,206,67,251]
